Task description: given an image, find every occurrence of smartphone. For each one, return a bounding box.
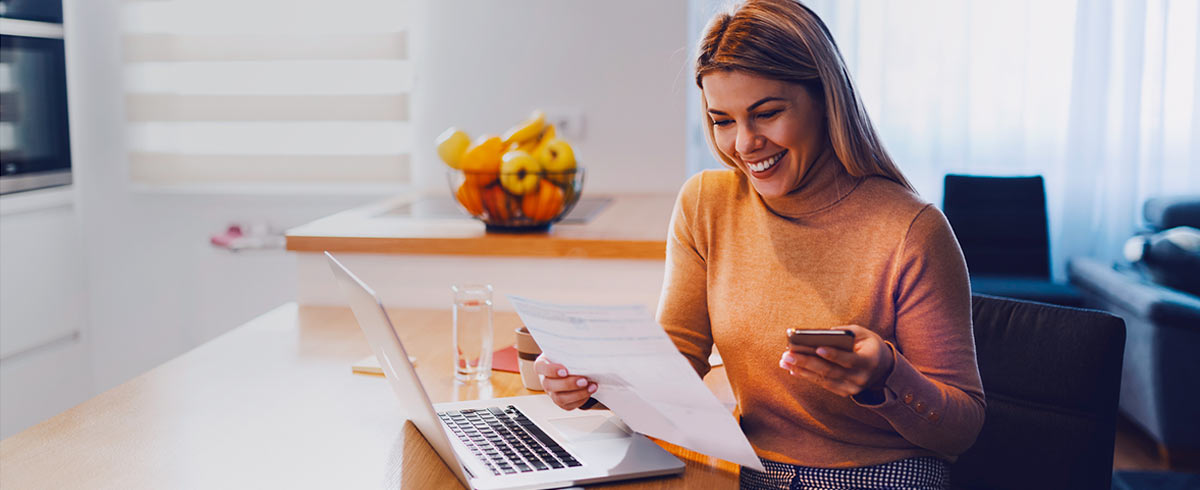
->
[786,328,854,352]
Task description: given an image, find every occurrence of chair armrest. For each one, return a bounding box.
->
[1067,257,1200,331]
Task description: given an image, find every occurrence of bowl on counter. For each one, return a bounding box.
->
[447,168,585,232]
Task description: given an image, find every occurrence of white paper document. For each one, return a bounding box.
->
[508,296,765,472]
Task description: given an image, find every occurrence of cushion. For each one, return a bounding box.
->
[1144,196,1200,230]
[1126,227,1200,297]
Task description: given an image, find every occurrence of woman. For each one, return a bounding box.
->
[536,1,985,488]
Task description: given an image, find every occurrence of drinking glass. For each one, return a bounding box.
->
[451,284,494,382]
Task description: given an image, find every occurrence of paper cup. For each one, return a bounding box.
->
[515,326,543,391]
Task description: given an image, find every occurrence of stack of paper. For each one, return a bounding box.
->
[509,296,764,472]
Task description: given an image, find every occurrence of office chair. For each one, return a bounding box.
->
[942,174,1082,307]
[949,295,1126,490]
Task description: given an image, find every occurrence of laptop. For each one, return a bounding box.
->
[326,252,685,490]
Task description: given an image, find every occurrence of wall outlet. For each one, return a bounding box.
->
[544,108,586,142]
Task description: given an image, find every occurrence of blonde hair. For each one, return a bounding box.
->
[695,0,914,192]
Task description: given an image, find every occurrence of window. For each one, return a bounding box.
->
[121,0,411,186]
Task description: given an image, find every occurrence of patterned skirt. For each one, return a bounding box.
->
[739,456,950,490]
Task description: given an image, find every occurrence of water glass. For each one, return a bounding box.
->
[452,284,494,382]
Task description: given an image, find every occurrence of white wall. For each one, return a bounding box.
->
[410,0,692,195]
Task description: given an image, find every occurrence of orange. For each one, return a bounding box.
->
[481,185,512,222]
[460,135,504,187]
[455,181,484,217]
[521,179,565,222]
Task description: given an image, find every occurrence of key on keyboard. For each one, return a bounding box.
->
[438,406,582,476]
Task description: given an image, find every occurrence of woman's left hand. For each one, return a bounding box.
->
[779,325,895,397]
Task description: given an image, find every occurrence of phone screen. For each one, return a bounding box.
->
[786,328,854,351]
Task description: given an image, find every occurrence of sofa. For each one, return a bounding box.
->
[1067,195,1200,468]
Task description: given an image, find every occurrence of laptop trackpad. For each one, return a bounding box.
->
[548,415,631,442]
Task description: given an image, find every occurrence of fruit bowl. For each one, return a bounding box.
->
[448,168,585,232]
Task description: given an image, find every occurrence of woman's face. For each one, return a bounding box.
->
[702,70,828,198]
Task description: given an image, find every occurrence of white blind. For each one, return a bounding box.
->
[120,0,411,185]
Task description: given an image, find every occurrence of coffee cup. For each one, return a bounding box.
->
[515,326,543,391]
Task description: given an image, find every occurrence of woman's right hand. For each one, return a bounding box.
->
[533,354,598,410]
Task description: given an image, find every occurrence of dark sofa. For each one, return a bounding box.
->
[1067,196,1200,468]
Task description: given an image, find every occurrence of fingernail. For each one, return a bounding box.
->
[588,383,598,393]
[816,347,828,356]
[782,353,795,363]
[557,369,567,377]
[576,378,588,387]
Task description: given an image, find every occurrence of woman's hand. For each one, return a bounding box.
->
[778,325,895,397]
[533,354,598,410]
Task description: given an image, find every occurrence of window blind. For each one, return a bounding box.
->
[121,0,411,185]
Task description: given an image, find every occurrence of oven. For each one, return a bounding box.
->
[0,8,71,195]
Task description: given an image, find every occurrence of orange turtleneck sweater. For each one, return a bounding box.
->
[657,159,986,468]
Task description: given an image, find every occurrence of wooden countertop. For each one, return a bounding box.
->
[285,194,675,260]
[0,304,739,489]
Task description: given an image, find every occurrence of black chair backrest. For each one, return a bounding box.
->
[950,295,1125,490]
[943,175,1052,278]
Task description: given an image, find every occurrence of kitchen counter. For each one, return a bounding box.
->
[285,194,676,260]
[285,194,677,311]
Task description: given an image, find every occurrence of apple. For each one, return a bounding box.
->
[534,138,576,185]
[534,138,575,172]
[499,151,543,196]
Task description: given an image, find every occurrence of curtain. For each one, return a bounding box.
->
[687,0,1199,279]
[120,0,412,186]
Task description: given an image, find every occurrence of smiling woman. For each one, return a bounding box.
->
[659,1,985,488]
[693,1,913,196]
[702,72,826,198]
[533,1,985,488]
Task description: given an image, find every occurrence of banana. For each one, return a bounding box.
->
[436,127,471,169]
[530,124,557,156]
[502,110,546,146]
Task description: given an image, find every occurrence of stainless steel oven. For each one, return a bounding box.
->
[0,10,71,195]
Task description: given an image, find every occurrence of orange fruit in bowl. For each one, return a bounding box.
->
[454,181,484,217]
[460,135,505,187]
[481,185,513,222]
[521,179,565,222]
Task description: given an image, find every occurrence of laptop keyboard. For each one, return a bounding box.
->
[438,405,582,476]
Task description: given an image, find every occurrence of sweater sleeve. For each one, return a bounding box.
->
[656,173,715,379]
[853,204,987,458]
